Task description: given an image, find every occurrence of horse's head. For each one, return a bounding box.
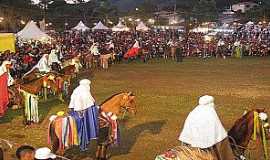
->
[120,92,136,115]
[228,108,270,157]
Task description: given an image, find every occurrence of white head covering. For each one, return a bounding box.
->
[0,61,14,86]
[35,147,56,159]
[69,79,95,111]
[0,61,11,75]
[178,95,227,148]
[48,49,61,65]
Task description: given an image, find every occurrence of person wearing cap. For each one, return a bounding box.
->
[16,145,35,160]
[35,147,56,160]
[0,61,13,118]
[179,95,234,160]
[69,79,99,151]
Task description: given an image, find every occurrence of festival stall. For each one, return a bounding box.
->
[72,21,90,32]
[17,21,51,41]
[112,21,130,32]
[92,21,110,31]
[136,21,150,32]
[0,33,16,53]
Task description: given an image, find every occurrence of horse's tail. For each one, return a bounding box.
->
[48,116,60,153]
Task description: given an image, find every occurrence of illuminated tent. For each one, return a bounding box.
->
[72,21,90,32]
[17,21,51,41]
[112,21,129,32]
[92,21,110,30]
[136,22,149,32]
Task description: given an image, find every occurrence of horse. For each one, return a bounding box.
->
[8,85,24,110]
[81,53,94,69]
[48,92,136,160]
[170,46,176,60]
[21,68,40,83]
[62,56,82,73]
[100,54,113,69]
[60,65,76,78]
[228,109,270,159]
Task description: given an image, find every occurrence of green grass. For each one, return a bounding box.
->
[1,57,270,160]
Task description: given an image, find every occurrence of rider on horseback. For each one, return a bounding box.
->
[179,95,234,160]
[48,49,62,72]
[69,79,99,151]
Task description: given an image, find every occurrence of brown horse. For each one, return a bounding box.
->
[59,65,76,77]
[100,54,113,69]
[21,68,40,83]
[49,92,136,160]
[228,109,270,159]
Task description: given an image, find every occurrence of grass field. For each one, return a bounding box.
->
[1,57,270,160]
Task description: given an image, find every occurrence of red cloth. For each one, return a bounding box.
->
[0,73,9,117]
[124,47,139,59]
[23,55,33,64]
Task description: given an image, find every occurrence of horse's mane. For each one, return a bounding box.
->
[228,111,250,140]
[228,109,260,149]
[100,92,126,106]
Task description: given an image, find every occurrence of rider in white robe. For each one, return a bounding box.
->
[48,49,61,66]
[68,79,99,151]
[179,95,234,160]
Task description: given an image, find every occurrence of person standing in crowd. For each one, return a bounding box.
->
[16,145,35,160]
[69,79,99,151]
[216,39,226,59]
[179,95,234,160]
[175,43,183,63]
[0,61,13,118]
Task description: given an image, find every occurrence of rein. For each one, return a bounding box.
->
[230,111,269,160]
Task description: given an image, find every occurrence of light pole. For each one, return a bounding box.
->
[41,0,53,30]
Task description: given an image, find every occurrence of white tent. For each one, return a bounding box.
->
[136,22,149,31]
[17,21,51,41]
[112,21,129,32]
[92,21,110,30]
[72,21,90,32]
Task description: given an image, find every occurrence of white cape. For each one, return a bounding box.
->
[179,102,227,148]
[69,85,95,111]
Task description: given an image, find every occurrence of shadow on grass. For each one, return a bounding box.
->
[112,120,167,156]
[0,98,63,124]
[62,120,166,160]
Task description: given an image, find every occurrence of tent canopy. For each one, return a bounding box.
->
[136,22,149,32]
[92,21,110,30]
[72,21,90,31]
[112,21,130,32]
[17,21,51,41]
